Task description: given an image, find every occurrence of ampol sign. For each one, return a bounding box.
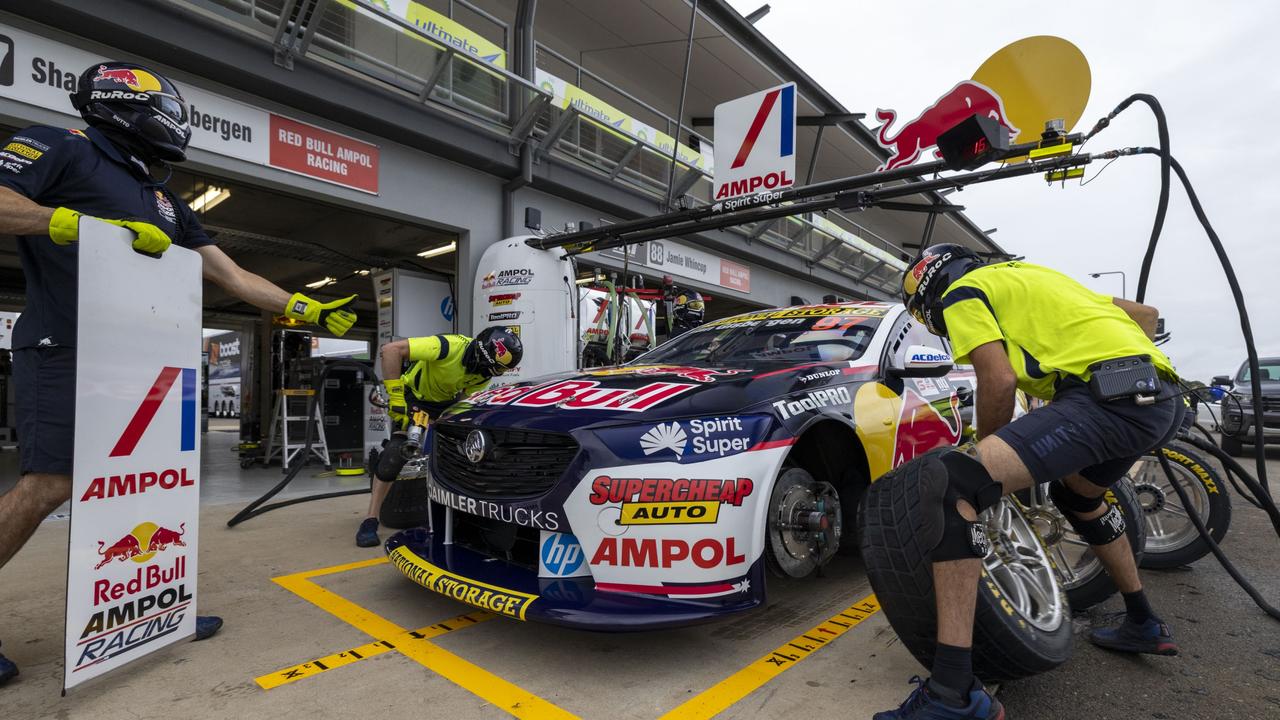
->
[712,83,796,202]
[66,221,202,690]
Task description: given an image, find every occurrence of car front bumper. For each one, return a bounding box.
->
[1221,409,1280,441]
[385,524,766,631]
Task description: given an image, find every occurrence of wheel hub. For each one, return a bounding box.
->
[767,478,841,578]
[1022,507,1066,546]
[1132,482,1166,514]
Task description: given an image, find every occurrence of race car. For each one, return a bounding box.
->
[385,301,975,629]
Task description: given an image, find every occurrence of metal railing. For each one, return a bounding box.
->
[164,0,904,292]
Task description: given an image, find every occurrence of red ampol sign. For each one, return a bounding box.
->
[268,114,379,194]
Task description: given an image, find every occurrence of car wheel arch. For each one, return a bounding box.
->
[779,417,870,554]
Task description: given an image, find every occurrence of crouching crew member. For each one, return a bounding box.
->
[0,61,360,686]
[874,245,1183,719]
[356,327,522,547]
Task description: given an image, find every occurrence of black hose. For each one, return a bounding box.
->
[227,359,376,527]
[1160,153,1271,498]
[1088,94,1170,303]
[1157,453,1280,620]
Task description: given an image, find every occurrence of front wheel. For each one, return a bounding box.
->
[859,452,1072,682]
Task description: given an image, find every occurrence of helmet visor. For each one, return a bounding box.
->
[149,91,189,124]
[684,300,705,312]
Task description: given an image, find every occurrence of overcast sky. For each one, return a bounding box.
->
[727,0,1280,382]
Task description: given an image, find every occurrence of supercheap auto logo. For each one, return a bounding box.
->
[488,292,522,306]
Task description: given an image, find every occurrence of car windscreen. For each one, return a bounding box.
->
[1237,359,1280,383]
[636,308,886,368]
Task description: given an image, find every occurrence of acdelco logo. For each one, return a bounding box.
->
[110,367,198,457]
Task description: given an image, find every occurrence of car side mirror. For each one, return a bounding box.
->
[890,344,954,379]
[1211,375,1231,387]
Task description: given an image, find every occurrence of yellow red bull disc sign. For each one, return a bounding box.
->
[874,36,1090,171]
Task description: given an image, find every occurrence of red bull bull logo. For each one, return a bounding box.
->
[94,522,187,570]
[92,64,163,93]
[875,80,1019,172]
[892,389,963,467]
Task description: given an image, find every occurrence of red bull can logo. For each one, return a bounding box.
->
[892,389,963,467]
[875,80,1019,172]
[94,522,187,570]
[92,64,163,93]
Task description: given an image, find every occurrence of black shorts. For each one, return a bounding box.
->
[994,378,1184,488]
[15,346,77,476]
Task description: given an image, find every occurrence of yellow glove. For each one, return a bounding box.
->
[384,378,408,429]
[48,207,172,255]
[285,292,358,336]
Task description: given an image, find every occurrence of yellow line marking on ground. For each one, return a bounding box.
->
[659,594,881,720]
[255,611,495,690]
[277,556,390,581]
[272,565,579,719]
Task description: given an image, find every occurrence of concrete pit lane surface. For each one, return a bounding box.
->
[1,438,1278,719]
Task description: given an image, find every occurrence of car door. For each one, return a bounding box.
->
[878,309,965,464]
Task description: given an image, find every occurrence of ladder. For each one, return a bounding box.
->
[264,389,330,472]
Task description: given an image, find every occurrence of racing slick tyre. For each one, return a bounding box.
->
[859,451,1072,682]
[1020,478,1146,611]
[1219,434,1245,457]
[380,477,432,529]
[1135,443,1232,569]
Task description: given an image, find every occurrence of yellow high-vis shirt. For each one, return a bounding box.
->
[401,334,490,403]
[941,262,1176,400]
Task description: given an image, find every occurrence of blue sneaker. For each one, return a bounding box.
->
[874,677,1004,720]
[1089,617,1178,656]
[0,643,17,686]
[356,517,380,548]
[194,616,223,641]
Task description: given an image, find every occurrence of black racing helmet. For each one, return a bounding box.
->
[673,290,706,327]
[902,243,984,336]
[70,62,192,162]
[464,327,523,377]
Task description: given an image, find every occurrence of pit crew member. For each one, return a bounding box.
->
[358,327,522,547]
[670,289,706,337]
[0,61,358,685]
[876,245,1183,719]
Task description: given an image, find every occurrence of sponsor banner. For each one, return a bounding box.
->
[538,531,591,578]
[338,1,508,69]
[713,83,796,201]
[535,67,708,171]
[592,239,751,293]
[67,221,202,690]
[389,546,535,619]
[269,114,379,194]
[772,386,853,420]
[0,22,383,192]
[596,415,772,465]
[619,501,719,526]
[0,23,269,164]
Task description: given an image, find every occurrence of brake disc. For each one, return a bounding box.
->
[766,474,842,578]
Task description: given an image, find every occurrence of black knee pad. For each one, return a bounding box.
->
[375,437,410,482]
[918,450,1002,562]
[1049,480,1127,546]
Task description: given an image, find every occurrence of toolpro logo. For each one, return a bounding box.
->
[110,367,198,457]
[713,83,796,201]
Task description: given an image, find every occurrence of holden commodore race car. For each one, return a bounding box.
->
[382,301,1008,631]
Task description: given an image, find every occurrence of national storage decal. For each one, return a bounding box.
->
[389,546,536,619]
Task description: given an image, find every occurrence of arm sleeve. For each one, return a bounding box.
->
[174,196,216,249]
[407,335,445,363]
[941,284,1004,363]
[0,127,76,201]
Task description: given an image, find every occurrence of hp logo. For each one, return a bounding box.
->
[540,533,584,577]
